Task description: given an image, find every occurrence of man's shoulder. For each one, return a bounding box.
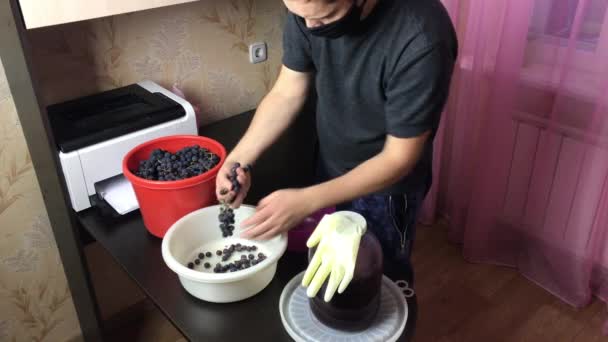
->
[387,0,456,48]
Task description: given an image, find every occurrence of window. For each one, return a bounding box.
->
[528,0,608,51]
[523,0,608,100]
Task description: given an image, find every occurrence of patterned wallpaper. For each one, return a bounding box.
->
[0,0,286,340]
[0,60,80,342]
[28,0,286,124]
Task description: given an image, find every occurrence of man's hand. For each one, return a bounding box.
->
[215,161,251,208]
[240,188,318,240]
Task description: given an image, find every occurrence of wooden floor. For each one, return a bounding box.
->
[91,223,608,342]
[412,223,608,342]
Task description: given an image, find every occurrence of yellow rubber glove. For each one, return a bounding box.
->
[301,211,367,302]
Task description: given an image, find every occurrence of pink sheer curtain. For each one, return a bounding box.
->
[425,0,608,322]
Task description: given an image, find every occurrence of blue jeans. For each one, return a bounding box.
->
[316,163,429,286]
[336,190,426,286]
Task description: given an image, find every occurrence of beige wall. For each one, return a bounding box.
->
[0,60,81,342]
[0,0,285,340]
[28,0,286,124]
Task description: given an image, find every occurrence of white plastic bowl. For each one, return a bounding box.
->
[161,204,287,303]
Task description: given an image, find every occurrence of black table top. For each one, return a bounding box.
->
[78,208,417,342]
[76,110,416,341]
[79,208,304,341]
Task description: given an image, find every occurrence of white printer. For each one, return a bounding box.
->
[48,80,197,214]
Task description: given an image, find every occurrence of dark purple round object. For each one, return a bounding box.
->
[308,230,384,331]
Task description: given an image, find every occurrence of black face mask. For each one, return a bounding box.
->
[308,0,365,39]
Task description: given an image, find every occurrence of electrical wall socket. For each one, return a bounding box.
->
[249,42,267,64]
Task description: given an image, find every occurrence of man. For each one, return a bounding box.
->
[216,0,457,283]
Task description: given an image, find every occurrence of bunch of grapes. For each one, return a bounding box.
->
[218,206,235,237]
[218,162,251,238]
[136,145,220,181]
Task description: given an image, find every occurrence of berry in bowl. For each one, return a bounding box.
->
[161,204,287,303]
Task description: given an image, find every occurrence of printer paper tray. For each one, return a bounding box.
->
[94,175,139,215]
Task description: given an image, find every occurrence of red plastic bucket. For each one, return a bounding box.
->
[123,135,226,238]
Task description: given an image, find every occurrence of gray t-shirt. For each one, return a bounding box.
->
[282,0,458,195]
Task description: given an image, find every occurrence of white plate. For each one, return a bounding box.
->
[279,271,408,342]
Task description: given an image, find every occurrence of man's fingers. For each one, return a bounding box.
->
[236,173,247,186]
[256,227,281,241]
[222,190,237,204]
[216,167,234,199]
[218,190,234,204]
[236,167,246,178]
[232,171,250,208]
[230,183,249,208]
[235,168,247,186]
[230,189,248,209]
[241,207,270,228]
[240,218,273,239]
[216,187,228,201]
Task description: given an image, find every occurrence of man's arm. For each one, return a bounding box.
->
[240,132,429,239]
[217,66,311,206]
[305,132,430,210]
[226,65,312,166]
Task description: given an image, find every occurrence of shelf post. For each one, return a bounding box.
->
[0,1,104,340]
